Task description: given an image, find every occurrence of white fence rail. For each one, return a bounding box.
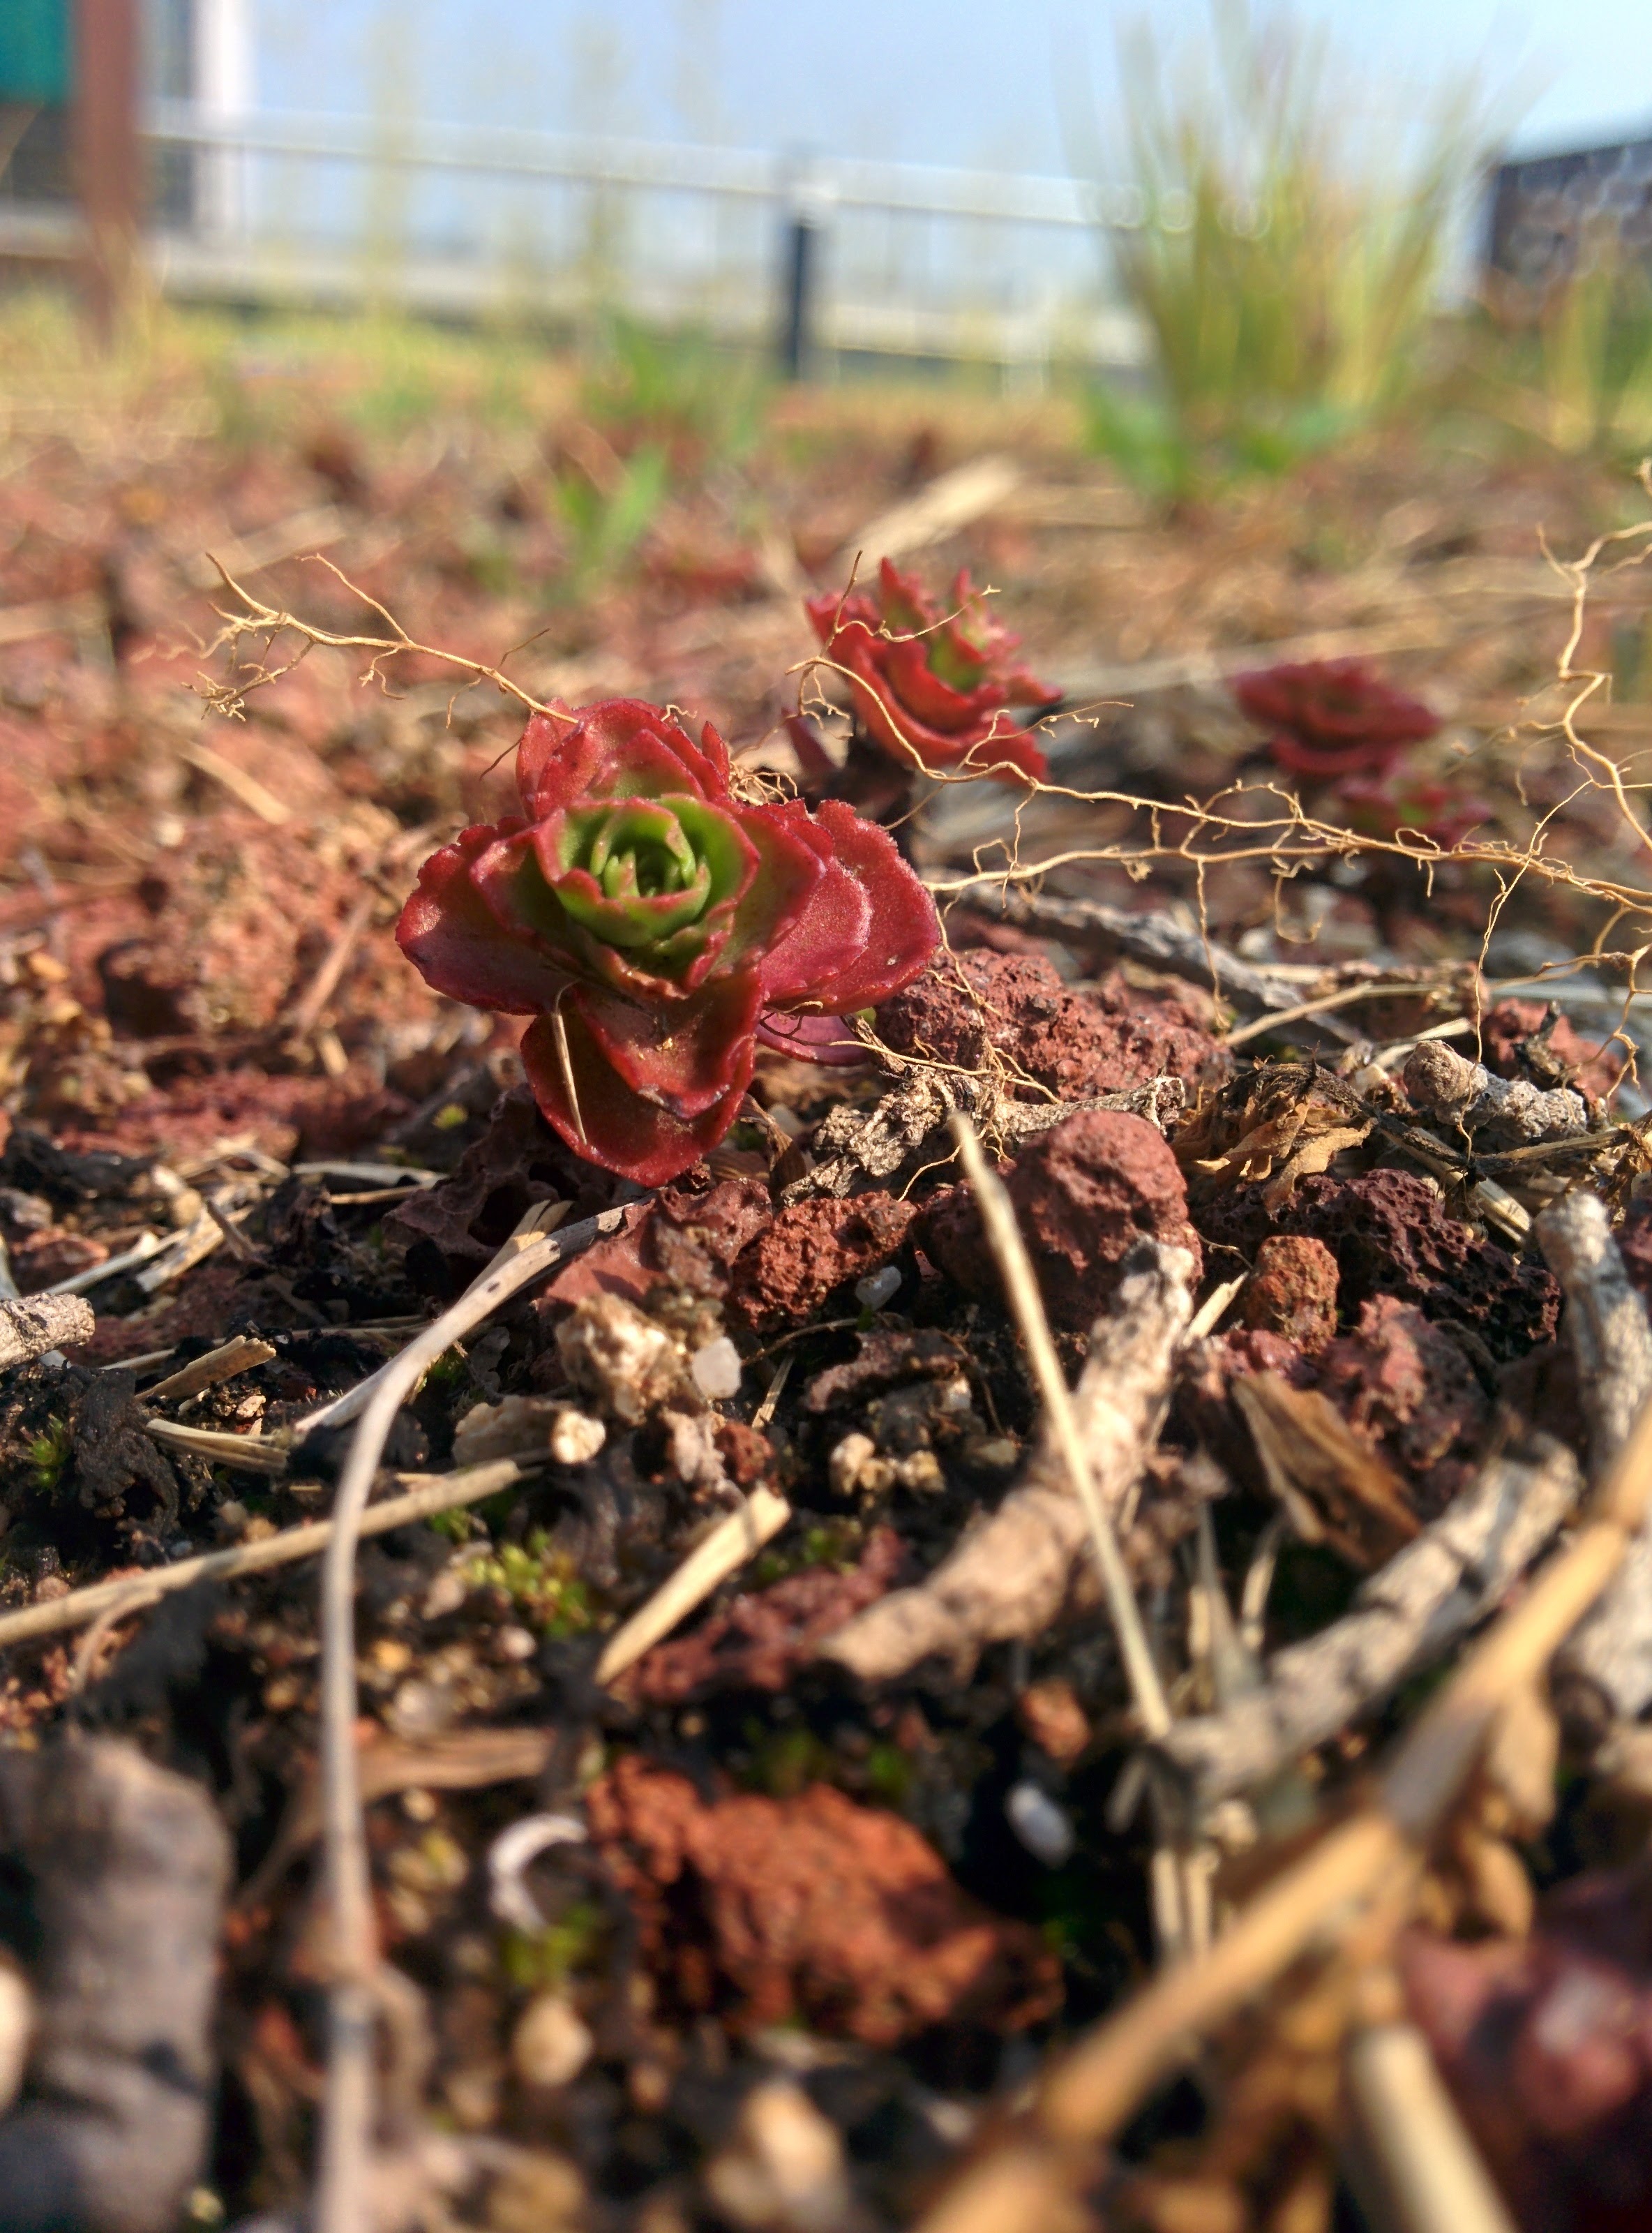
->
[2,101,1150,375]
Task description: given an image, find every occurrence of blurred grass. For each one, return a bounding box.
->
[1091,3,1492,498]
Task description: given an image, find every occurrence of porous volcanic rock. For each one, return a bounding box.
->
[876,948,1217,1098]
[1239,1234,1340,1350]
[1315,1294,1491,1512]
[1196,1168,1559,1363]
[726,1192,919,1334]
[586,1756,1060,2045]
[919,1106,1202,1331]
[1481,997,1625,1102]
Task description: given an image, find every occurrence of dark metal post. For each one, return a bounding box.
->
[72,0,140,344]
[779,209,815,380]
[777,158,827,381]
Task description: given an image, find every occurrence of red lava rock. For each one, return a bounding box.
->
[726,1193,919,1334]
[1403,1866,1652,2232]
[622,1527,907,1702]
[586,1755,1061,2045]
[876,949,1217,1098]
[8,1229,109,1294]
[1199,1169,1559,1364]
[1314,1295,1490,1512]
[920,1107,1202,1331]
[1239,1234,1339,1350]
[1481,999,1625,1103]
[643,1173,774,1298]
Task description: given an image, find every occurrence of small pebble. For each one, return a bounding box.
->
[690,1335,742,1401]
[1006,1779,1076,1867]
[548,1406,606,1466]
[495,1624,537,1663]
[513,1991,594,2090]
[854,1264,902,1311]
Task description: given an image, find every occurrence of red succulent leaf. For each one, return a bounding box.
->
[398,697,940,1185]
[396,823,571,1014]
[806,558,1058,784]
[520,1012,751,1192]
[1233,657,1440,781]
[1336,774,1492,851]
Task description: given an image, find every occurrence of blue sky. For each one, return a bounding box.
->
[257,1,1652,170]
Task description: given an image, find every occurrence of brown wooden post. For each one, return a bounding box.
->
[71,0,140,343]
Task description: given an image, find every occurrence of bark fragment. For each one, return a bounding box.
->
[0,1294,95,1371]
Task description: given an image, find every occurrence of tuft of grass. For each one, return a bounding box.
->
[1092,3,1491,493]
[1473,232,1652,458]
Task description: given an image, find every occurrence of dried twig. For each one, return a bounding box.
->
[313,1204,630,2233]
[142,1334,276,1404]
[913,1386,1652,2233]
[596,1486,794,1687]
[1344,2015,1519,2233]
[0,1293,94,1370]
[1155,1434,1579,1819]
[0,1461,526,1654]
[825,1133,1192,1703]
[1540,1191,1652,1730]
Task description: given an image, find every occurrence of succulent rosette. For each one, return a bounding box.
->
[1335,772,1492,852]
[396,698,939,1186]
[1233,657,1440,781]
[806,558,1060,783]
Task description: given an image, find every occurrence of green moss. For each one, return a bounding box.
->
[463,1530,595,1637]
[750,1516,864,1590]
[500,1897,607,1991]
[26,1417,71,1497]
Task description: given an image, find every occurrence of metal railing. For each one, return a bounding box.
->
[1,99,1149,373]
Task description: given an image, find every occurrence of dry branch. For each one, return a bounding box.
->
[1540,1190,1652,1728]
[1155,1433,1580,1819]
[313,1203,632,2233]
[0,1293,94,1369]
[823,1239,1194,1685]
[910,1385,1652,2233]
[0,1461,526,1654]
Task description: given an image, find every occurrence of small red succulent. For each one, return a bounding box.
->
[1233,657,1441,781]
[1336,772,1492,851]
[806,558,1060,783]
[396,698,938,1186]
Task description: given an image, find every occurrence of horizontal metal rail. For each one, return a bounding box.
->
[142,100,1141,232]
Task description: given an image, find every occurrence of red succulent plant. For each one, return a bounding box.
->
[1233,657,1441,780]
[806,558,1060,783]
[1336,772,1492,851]
[397,698,939,1186]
